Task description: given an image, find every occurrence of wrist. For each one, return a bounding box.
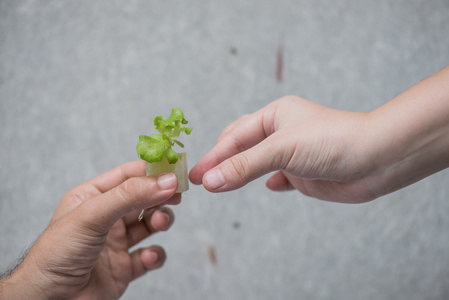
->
[361,69,449,197]
[0,257,49,299]
[359,110,415,197]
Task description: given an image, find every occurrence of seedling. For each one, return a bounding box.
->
[136,107,192,164]
[136,107,192,221]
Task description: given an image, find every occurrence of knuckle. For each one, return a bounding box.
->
[228,132,246,153]
[278,95,301,104]
[228,155,249,183]
[114,177,146,205]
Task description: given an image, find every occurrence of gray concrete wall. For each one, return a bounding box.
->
[1,1,448,299]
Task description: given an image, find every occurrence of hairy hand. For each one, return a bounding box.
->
[1,161,181,299]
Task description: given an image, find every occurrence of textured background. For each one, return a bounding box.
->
[1,0,449,299]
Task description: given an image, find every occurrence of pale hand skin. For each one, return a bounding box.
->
[190,66,449,203]
[0,161,181,300]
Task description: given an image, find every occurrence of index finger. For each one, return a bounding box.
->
[88,160,147,193]
[51,161,148,223]
[189,104,276,185]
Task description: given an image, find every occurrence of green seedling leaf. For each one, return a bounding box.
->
[165,148,178,164]
[173,140,185,148]
[136,134,167,163]
[137,107,192,164]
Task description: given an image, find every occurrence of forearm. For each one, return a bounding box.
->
[364,65,449,196]
[0,246,52,300]
[0,263,47,299]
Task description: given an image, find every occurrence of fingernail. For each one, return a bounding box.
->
[157,173,177,190]
[149,250,159,263]
[204,169,225,189]
[163,212,171,223]
[143,249,159,269]
[159,208,172,227]
[151,251,159,261]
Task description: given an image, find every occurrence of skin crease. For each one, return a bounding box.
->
[189,65,449,204]
[0,161,181,300]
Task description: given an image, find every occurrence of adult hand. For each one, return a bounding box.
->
[190,96,372,203]
[190,66,449,203]
[0,161,180,299]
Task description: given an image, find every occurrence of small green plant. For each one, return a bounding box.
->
[136,107,192,164]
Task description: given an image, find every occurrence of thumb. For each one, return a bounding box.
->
[202,136,286,192]
[75,173,178,234]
